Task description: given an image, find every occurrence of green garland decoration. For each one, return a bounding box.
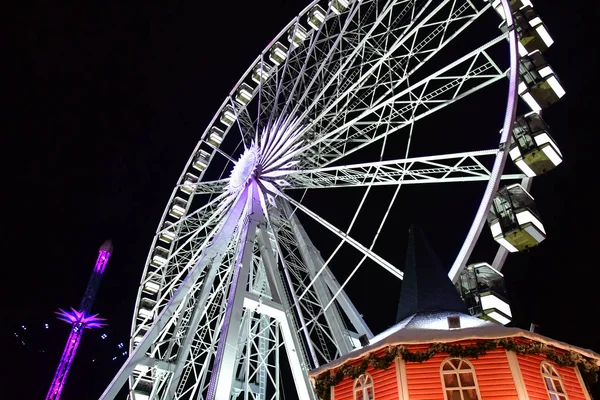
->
[313,338,599,400]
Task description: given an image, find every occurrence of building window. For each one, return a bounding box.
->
[440,358,481,400]
[353,373,374,400]
[540,361,568,400]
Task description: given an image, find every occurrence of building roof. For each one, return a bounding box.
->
[308,225,600,378]
[309,319,600,377]
[395,225,467,322]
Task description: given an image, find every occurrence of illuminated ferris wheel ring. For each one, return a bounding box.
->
[104,1,566,399]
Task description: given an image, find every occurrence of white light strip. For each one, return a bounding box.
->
[481,293,512,317]
[546,76,566,98]
[487,311,511,325]
[524,224,546,242]
[521,92,542,112]
[542,145,563,166]
[535,24,554,47]
[516,210,546,234]
[515,159,537,177]
[496,237,519,253]
[490,221,502,238]
[509,146,522,160]
[534,133,563,156]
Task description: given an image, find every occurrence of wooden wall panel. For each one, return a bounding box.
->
[329,338,589,400]
[405,344,445,400]
[332,347,400,400]
[404,343,518,400]
[517,353,588,400]
[470,349,519,399]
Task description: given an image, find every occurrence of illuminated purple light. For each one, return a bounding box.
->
[56,308,106,329]
[95,250,111,273]
[46,241,112,400]
[46,324,83,400]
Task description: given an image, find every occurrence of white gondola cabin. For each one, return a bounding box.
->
[138,297,156,319]
[130,371,153,400]
[498,5,553,56]
[181,172,198,195]
[251,62,272,84]
[133,326,148,346]
[269,42,288,66]
[487,184,546,252]
[288,24,308,48]
[150,246,169,267]
[169,197,187,219]
[457,262,512,325]
[142,280,160,295]
[207,126,224,146]
[220,104,236,127]
[158,221,176,244]
[192,150,210,172]
[509,111,563,176]
[235,83,254,105]
[307,5,326,30]
[330,0,350,15]
[518,50,565,112]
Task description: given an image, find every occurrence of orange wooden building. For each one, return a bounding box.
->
[309,228,600,400]
[309,318,600,400]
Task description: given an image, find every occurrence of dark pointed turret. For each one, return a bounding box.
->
[396,225,467,323]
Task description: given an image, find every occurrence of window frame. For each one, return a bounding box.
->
[353,373,375,400]
[439,357,482,400]
[540,361,569,400]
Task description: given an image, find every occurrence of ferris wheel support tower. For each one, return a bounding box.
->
[45,240,113,400]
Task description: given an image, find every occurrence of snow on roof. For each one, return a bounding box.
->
[369,312,493,343]
[309,315,600,377]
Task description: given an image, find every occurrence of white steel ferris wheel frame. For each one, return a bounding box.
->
[101,0,524,399]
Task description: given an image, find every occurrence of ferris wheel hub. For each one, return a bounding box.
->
[228,141,261,193]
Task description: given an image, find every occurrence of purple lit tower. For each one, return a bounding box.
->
[45,240,113,400]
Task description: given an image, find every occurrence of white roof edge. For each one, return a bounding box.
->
[309,325,600,377]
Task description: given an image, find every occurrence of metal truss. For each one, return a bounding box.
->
[192,150,525,195]
[101,0,523,398]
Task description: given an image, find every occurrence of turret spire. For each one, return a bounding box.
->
[396,225,467,323]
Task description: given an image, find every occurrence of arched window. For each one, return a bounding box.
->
[353,373,374,400]
[440,358,481,400]
[540,361,568,400]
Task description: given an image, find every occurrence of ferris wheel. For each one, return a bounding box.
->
[100,0,564,399]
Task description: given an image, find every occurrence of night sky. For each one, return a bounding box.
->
[5,1,597,399]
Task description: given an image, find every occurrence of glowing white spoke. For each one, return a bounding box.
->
[289,0,434,119]
[282,150,525,189]
[280,192,403,280]
[192,179,230,195]
[295,0,492,166]
[278,0,367,118]
[283,33,508,169]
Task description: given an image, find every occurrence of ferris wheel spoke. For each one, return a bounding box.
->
[149,197,234,285]
[279,191,403,280]
[277,0,366,119]
[135,194,232,319]
[191,178,230,195]
[288,0,426,119]
[300,0,489,143]
[278,150,525,189]
[294,33,507,168]
[167,249,238,398]
[102,189,251,400]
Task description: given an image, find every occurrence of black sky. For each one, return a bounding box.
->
[4,1,598,399]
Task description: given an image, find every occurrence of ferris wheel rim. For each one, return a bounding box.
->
[122,0,527,398]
